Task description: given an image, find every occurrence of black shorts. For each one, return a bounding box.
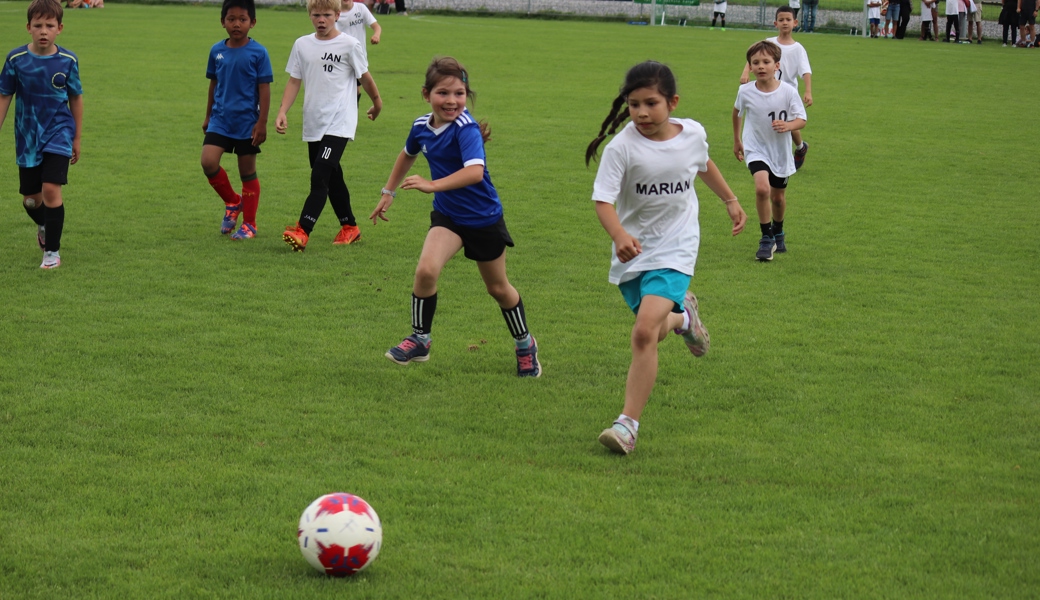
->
[19,153,70,196]
[430,210,514,262]
[203,131,261,156]
[307,135,349,167]
[1020,12,1036,25]
[748,161,789,189]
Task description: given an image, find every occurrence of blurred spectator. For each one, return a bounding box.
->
[1000,0,1019,44]
[920,0,938,38]
[801,0,818,31]
[896,0,912,37]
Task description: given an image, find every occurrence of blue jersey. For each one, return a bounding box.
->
[404,110,502,228]
[0,45,82,168]
[206,39,273,140]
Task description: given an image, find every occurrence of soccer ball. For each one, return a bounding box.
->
[297,492,382,576]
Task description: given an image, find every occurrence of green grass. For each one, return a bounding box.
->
[1,4,1038,598]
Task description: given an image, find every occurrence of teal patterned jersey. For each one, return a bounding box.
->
[0,45,82,168]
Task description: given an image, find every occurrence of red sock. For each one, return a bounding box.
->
[241,177,260,227]
[207,167,240,206]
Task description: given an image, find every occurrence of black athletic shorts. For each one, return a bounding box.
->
[747,160,790,189]
[203,131,261,155]
[19,152,70,196]
[430,209,514,262]
[1020,12,1036,25]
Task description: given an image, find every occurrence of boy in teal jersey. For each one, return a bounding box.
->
[0,0,83,269]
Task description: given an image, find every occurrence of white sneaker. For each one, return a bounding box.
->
[599,419,637,455]
[40,251,61,269]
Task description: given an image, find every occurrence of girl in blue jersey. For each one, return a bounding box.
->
[369,57,540,378]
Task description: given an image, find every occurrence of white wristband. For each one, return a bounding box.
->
[381,188,396,198]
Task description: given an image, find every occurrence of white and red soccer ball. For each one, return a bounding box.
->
[298,492,382,576]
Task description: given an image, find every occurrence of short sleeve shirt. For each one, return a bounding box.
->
[0,45,82,168]
[765,36,812,89]
[404,109,502,228]
[285,32,367,141]
[592,119,709,285]
[335,5,377,59]
[735,81,806,178]
[206,38,274,140]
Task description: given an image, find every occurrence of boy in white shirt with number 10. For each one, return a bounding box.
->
[733,40,806,262]
[275,0,382,251]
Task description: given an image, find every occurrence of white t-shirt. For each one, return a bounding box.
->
[713,0,727,13]
[789,0,801,8]
[285,32,368,142]
[765,36,812,89]
[335,4,377,59]
[868,2,881,18]
[591,118,709,284]
[734,81,807,178]
[920,0,933,19]
[945,0,959,15]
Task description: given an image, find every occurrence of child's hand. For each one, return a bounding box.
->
[740,73,750,85]
[401,174,435,193]
[71,138,80,165]
[367,100,382,121]
[251,123,267,147]
[725,201,746,236]
[202,117,210,133]
[733,142,745,162]
[370,193,394,224]
[612,231,642,263]
[275,113,288,135]
[803,92,813,107]
[772,119,790,133]
[370,33,380,44]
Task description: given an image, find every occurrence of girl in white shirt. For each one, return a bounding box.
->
[586,61,746,455]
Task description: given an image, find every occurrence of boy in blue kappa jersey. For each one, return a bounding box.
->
[370,57,541,378]
[0,0,83,269]
[202,0,273,240]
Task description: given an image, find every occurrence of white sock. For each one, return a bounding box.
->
[617,414,639,432]
[679,310,691,333]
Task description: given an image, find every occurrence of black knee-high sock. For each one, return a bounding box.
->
[711,15,717,26]
[501,297,530,341]
[45,205,64,252]
[327,168,356,226]
[772,219,784,235]
[298,162,334,234]
[412,293,437,336]
[760,222,772,237]
[721,15,726,26]
[24,201,46,226]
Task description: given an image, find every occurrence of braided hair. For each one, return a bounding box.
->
[585,61,678,166]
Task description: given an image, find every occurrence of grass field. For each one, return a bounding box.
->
[1,3,1038,598]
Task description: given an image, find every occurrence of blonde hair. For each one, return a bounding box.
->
[307,0,339,13]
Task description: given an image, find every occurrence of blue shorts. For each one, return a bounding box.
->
[618,269,690,314]
[870,17,881,24]
[887,3,900,20]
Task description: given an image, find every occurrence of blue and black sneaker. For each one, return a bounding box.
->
[756,235,776,261]
[774,231,786,253]
[386,334,431,365]
[516,336,541,378]
[794,141,809,170]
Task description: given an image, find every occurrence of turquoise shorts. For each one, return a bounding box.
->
[618,269,690,314]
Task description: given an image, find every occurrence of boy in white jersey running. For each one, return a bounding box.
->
[734,40,806,262]
[740,6,813,170]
